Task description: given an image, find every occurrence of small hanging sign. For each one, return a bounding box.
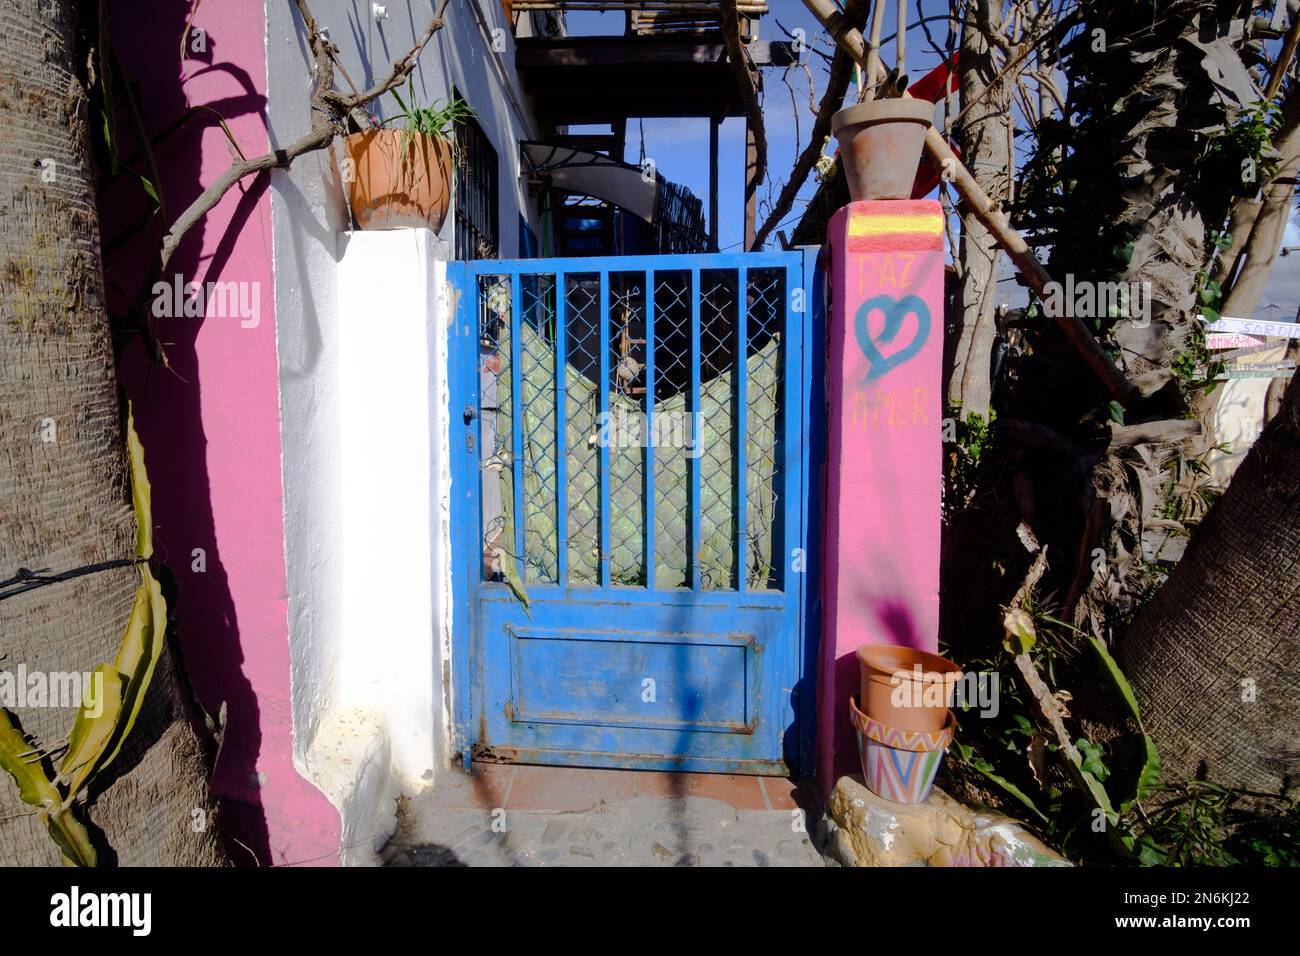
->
[1206,332,1267,349]
[1214,364,1296,380]
[1201,314,1300,339]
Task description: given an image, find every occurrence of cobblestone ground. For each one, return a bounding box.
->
[381,766,829,868]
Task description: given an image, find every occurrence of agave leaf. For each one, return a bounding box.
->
[977,759,1045,816]
[93,406,168,771]
[1086,635,1142,723]
[126,403,153,559]
[58,665,127,798]
[96,0,117,174]
[45,809,98,868]
[109,45,169,219]
[951,741,1048,823]
[1086,635,1161,810]
[975,761,1050,824]
[390,85,409,117]
[1077,764,1117,823]
[0,709,60,810]
[130,167,161,208]
[0,712,95,864]
[498,548,531,615]
[100,570,167,772]
[1127,733,1162,812]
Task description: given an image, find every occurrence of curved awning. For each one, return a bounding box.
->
[521,141,659,222]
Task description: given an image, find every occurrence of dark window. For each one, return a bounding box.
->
[455,108,499,260]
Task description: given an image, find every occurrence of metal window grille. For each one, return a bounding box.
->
[456,112,500,260]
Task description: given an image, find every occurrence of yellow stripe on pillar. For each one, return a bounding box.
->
[847,213,944,238]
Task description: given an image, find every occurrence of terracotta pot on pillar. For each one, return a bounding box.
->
[832,99,934,202]
[344,129,453,232]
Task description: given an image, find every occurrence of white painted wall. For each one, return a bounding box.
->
[266,0,537,862]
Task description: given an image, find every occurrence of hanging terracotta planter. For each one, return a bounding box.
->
[344,129,453,232]
[857,644,961,733]
[831,98,934,202]
[850,695,954,804]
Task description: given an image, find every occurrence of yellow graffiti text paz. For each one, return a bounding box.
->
[855,252,917,294]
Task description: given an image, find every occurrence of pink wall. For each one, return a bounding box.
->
[105,0,339,865]
[818,200,945,793]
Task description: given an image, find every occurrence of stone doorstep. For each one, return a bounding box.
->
[385,794,827,867]
[409,764,816,815]
[824,775,1070,867]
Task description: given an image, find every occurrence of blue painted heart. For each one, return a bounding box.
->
[854,293,931,380]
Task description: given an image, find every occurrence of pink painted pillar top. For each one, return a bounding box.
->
[817,200,945,793]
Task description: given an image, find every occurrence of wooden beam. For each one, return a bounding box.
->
[745,120,758,250]
[710,116,720,249]
[534,92,746,123]
[721,0,765,249]
[612,117,627,163]
[513,2,768,11]
[515,36,796,68]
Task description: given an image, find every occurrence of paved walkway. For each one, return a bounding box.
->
[382,765,829,867]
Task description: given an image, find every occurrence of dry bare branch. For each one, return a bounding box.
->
[753,0,868,250]
[157,0,452,274]
[801,0,1140,406]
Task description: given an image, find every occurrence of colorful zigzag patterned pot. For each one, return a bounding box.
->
[850,696,954,804]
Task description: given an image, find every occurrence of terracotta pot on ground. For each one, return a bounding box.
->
[831,98,934,202]
[857,644,961,733]
[850,695,954,804]
[345,129,453,231]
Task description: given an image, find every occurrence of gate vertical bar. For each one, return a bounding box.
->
[784,259,804,599]
[449,262,475,769]
[644,269,656,589]
[784,255,806,768]
[689,266,702,592]
[510,273,525,584]
[554,272,568,588]
[735,266,749,593]
[598,272,611,587]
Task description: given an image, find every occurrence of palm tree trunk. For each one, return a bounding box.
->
[0,0,226,865]
[949,0,1007,420]
[1119,373,1300,794]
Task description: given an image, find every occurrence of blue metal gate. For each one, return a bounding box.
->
[449,250,817,775]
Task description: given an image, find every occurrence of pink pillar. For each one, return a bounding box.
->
[111,0,340,864]
[817,200,945,794]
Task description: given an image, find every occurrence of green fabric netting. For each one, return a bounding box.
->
[486,319,782,592]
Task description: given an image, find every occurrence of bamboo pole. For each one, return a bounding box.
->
[513,2,767,10]
[862,0,888,101]
[896,0,906,78]
[1265,11,1300,100]
[800,0,1139,406]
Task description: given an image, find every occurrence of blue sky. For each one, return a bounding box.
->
[566,0,943,252]
[564,1,1298,318]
